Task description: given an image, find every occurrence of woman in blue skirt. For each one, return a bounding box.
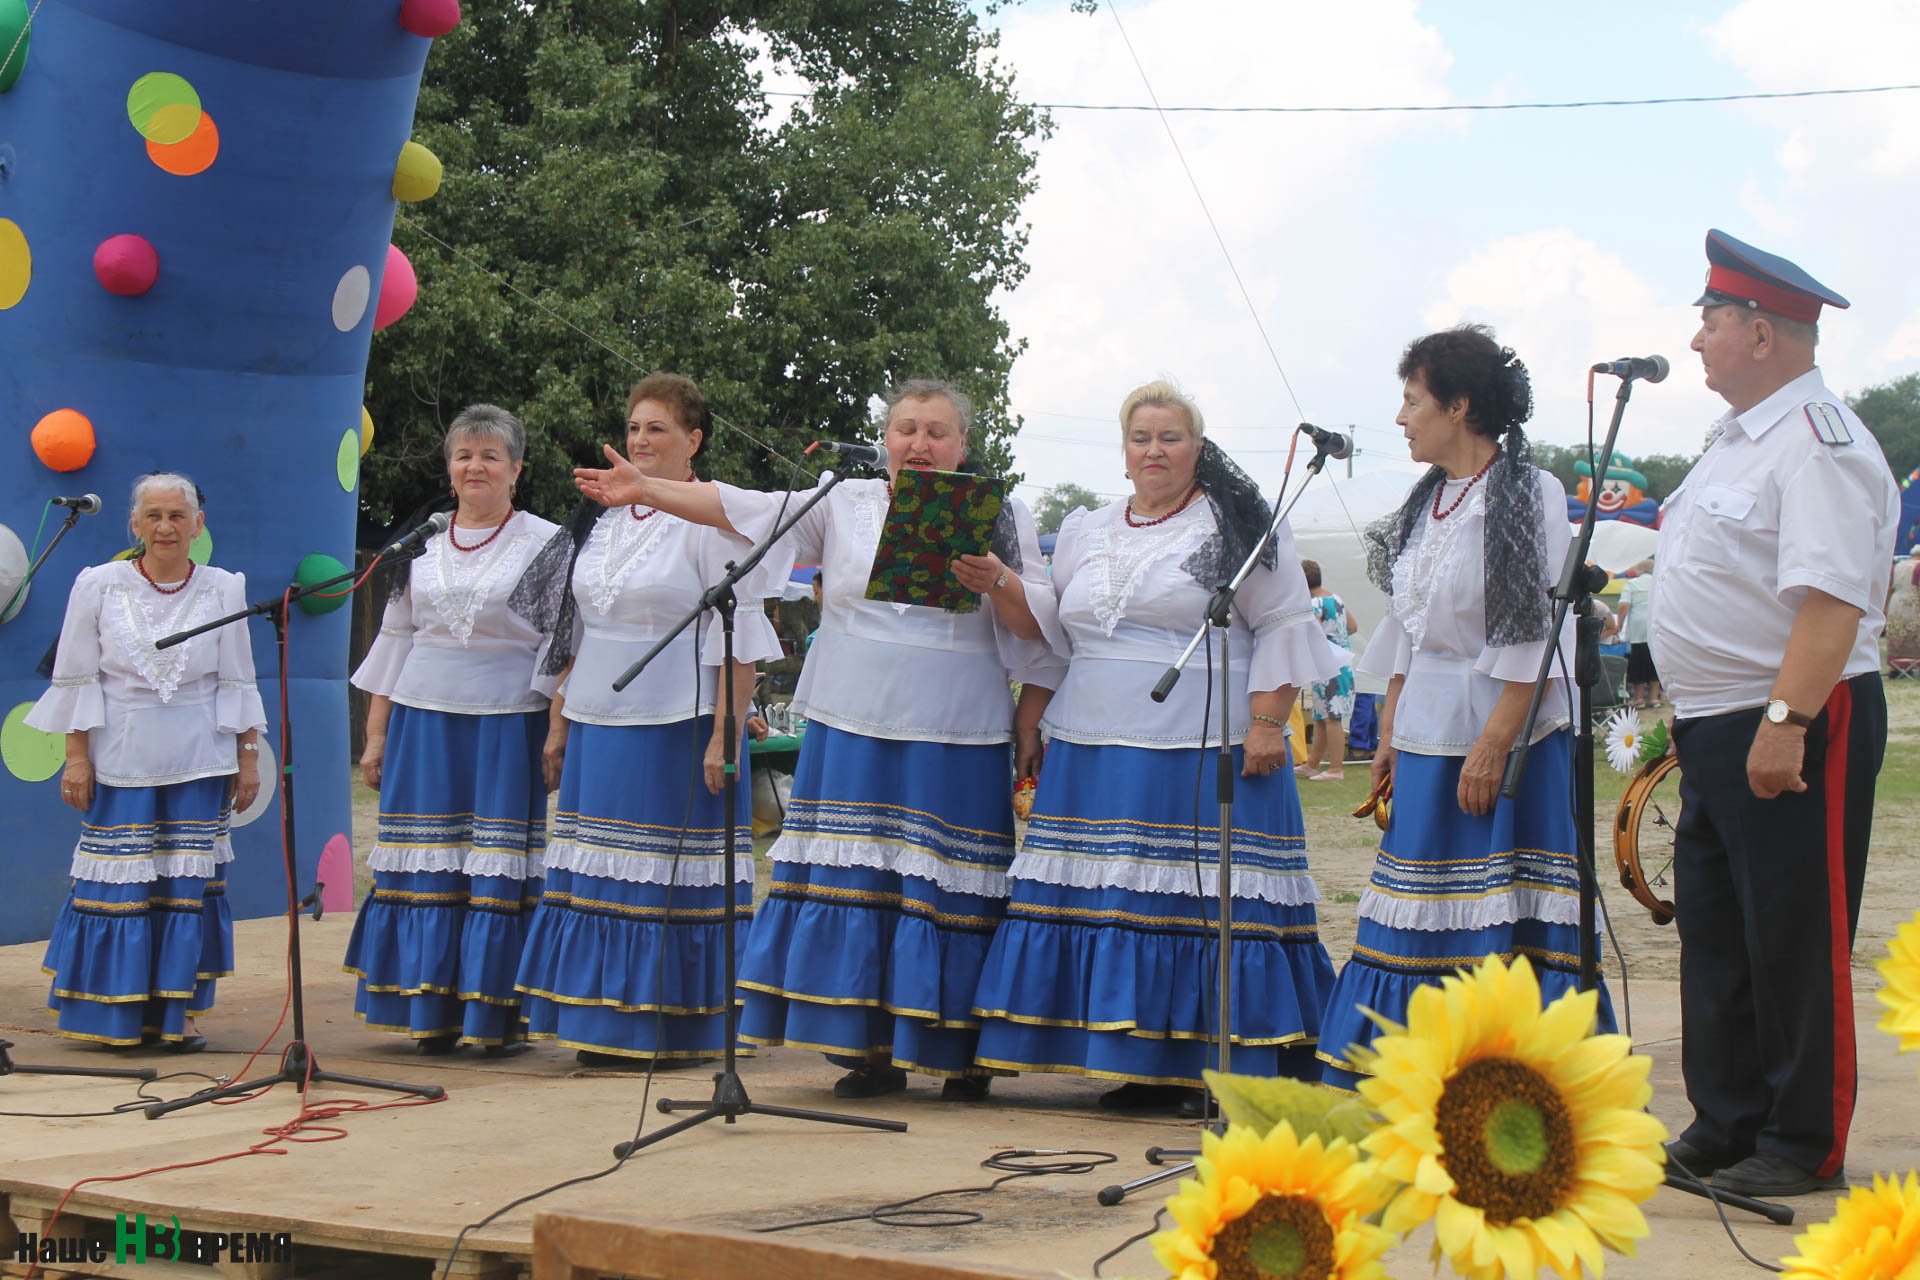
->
[969,382,1342,1115]
[575,378,1057,1100]
[514,374,781,1068]
[344,405,560,1053]
[1318,325,1614,1089]
[31,472,266,1050]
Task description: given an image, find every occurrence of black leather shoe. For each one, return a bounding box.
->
[1099,1082,1193,1112]
[1663,1138,1745,1180]
[417,1033,460,1056]
[482,1040,532,1059]
[163,1035,207,1055]
[1174,1089,1214,1121]
[1711,1153,1848,1198]
[833,1063,908,1098]
[941,1076,992,1101]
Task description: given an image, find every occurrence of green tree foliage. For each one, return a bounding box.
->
[1031,482,1102,534]
[1850,372,1920,479]
[362,0,1047,529]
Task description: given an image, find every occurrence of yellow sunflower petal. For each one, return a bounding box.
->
[1490,1220,1543,1280]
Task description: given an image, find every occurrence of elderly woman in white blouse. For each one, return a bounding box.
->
[343,405,560,1054]
[514,373,783,1068]
[969,381,1341,1115]
[1317,325,1613,1090]
[30,473,266,1051]
[575,378,1055,1100]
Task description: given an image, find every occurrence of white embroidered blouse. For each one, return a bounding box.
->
[540,506,786,725]
[1022,500,1341,747]
[352,511,561,715]
[715,477,1058,745]
[1357,467,1575,755]
[28,561,269,787]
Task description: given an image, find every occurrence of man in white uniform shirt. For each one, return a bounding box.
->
[1653,230,1898,1198]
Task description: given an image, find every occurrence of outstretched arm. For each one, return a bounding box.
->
[575,445,737,533]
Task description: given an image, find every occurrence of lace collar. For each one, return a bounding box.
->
[423,520,536,646]
[846,482,909,614]
[584,508,676,616]
[1085,503,1212,637]
[104,564,223,703]
[1390,483,1486,650]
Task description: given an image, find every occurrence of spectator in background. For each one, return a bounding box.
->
[1298,559,1356,781]
[1616,559,1661,707]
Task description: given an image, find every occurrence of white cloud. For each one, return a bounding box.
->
[1880,312,1920,365]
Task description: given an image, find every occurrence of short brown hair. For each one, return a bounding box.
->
[627,373,713,454]
[1300,559,1321,589]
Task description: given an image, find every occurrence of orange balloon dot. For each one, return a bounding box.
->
[147,110,218,176]
[31,409,96,473]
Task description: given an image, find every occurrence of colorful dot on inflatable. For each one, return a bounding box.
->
[336,429,360,492]
[147,109,219,176]
[332,264,371,331]
[293,552,352,616]
[126,72,202,145]
[398,0,461,38]
[360,405,375,456]
[2,701,63,783]
[0,0,31,94]
[30,409,95,472]
[392,141,442,202]
[94,234,160,295]
[373,243,416,330]
[0,217,29,309]
[189,523,213,566]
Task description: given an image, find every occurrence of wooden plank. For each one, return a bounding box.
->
[531,1212,1047,1280]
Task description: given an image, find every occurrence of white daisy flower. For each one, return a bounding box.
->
[1605,707,1643,773]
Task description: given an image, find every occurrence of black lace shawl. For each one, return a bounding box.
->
[1178,438,1279,589]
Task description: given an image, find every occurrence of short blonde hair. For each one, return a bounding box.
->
[1119,380,1204,442]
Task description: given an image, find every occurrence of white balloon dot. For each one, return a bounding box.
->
[332,265,371,332]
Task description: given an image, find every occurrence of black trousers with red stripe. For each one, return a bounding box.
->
[1672,673,1885,1177]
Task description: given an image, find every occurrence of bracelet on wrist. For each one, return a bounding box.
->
[1250,713,1286,729]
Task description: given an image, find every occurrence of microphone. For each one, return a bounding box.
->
[380,510,452,558]
[807,439,888,469]
[1297,424,1352,460]
[51,494,102,515]
[1591,355,1669,383]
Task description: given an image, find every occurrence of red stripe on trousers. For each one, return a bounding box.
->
[1819,681,1855,1178]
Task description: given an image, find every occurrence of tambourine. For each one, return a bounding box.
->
[1613,753,1681,926]
[1351,776,1391,833]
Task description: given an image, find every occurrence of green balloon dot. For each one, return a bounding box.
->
[1484,1097,1551,1176]
[0,0,32,94]
[127,72,202,144]
[3,701,64,782]
[337,429,361,492]
[294,552,351,616]
[189,524,213,566]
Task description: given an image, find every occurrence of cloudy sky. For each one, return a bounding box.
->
[977,0,1920,509]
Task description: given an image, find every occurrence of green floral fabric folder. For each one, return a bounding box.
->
[863,469,1006,613]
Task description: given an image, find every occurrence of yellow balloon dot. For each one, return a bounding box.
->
[127,72,202,144]
[392,141,443,202]
[360,405,375,455]
[0,218,27,309]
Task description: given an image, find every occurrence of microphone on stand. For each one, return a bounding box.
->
[1591,355,1669,383]
[51,494,103,514]
[379,510,452,558]
[1297,424,1353,460]
[806,439,889,469]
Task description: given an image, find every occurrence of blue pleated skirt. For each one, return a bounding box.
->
[1317,731,1616,1089]
[40,777,235,1045]
[514,717,753,1059]
[343,704,547,1045]
[971,739,1334,1087]
[737,720,1015,1079]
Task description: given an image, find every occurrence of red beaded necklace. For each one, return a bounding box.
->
[135,556,194,595]
[628,468,695,522]
[1124,483,1201,528]
[1430,453,1498,521]
[448,507,514,552]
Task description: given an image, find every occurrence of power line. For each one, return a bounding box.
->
[765,81,1920,116]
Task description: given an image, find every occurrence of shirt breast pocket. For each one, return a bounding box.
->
[1687,483,1760,567]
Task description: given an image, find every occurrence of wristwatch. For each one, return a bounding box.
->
[1765,698,1813,728]
[992,571,1010,591]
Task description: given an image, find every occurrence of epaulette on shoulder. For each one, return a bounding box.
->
[1804,402,1853,446]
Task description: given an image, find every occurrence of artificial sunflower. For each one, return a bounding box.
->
[1878,908,1920,1067]
[1152,1121,1395,1280]
[1357,954,1666,1280]
[1779,1171,1920,1279]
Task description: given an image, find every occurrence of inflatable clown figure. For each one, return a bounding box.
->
[1567,450,1660,527]
[0,0,451,945]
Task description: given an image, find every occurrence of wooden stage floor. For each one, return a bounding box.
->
[2,914,1913,1278]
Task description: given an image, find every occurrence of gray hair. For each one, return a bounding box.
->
[1119,379,1205,442]
[884,378,974,438]
[444,403,527,464]
[130,471,200,515]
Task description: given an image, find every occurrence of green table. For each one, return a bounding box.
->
[749,732,804,775]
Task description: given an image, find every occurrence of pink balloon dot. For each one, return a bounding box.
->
[398,0,460,38]
[318,833,355,913]
[373,243,417,330]
[93,234,160,296]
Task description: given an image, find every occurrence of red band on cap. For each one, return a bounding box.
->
[1705,263,1823,323]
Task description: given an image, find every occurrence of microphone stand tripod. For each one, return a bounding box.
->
[1501,374,1789,1227]
[1097,434,1341,1207]
[0,1039,156,1083]
[607,470,905,1158]
[142,557,444,1118]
